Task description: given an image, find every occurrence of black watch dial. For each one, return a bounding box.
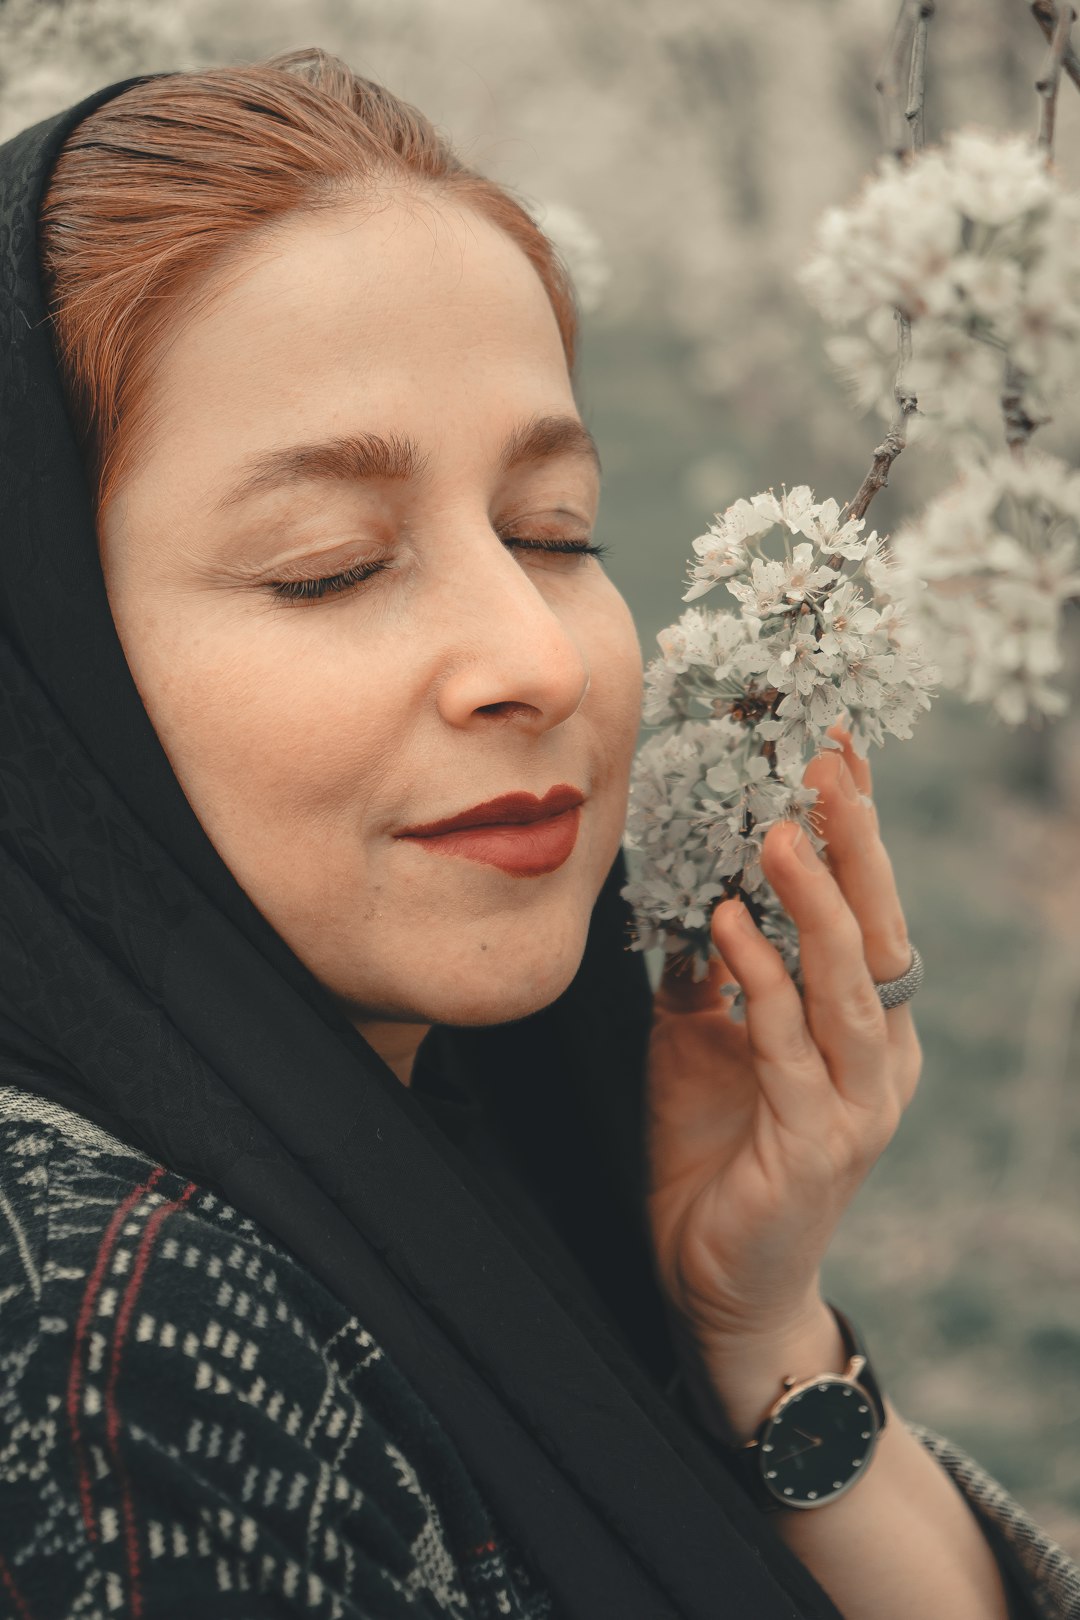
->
[758,1376,880,1508]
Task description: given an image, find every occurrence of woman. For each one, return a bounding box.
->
[0,47,1076,1620]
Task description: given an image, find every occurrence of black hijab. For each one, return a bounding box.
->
[0,73,847,1620]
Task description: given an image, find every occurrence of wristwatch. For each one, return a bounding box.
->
[675,1300,888,1513]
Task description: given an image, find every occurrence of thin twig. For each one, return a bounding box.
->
[1030,1,1080,100]
[838,409,916,526]
[1002,358,1051,455]
[835,8,932,537]
[876,0,918,159]
[1035,0,1076,153]
[1000,2,1072,456]
[905,2,936,153]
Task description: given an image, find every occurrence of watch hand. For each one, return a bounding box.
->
[776,1436,822,1464]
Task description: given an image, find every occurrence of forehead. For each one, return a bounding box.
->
[128,190,578,506]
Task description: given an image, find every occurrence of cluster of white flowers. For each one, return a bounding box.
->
[621,120,1080,1005]
[622,487,939,996]
[620,720,820,1005]
[888,449,1080,726]
[798,129,1080,431]
[664,485,937,767]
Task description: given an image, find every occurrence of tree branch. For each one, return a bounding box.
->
[876,1,935,159]
[876,0,918,160]
[838,407,915,526]
[1002,359,1051,456]
[1030,1,1080,100]
[836,6,933,537]
[1035,0,1076,153]
[905,1,935,154]
[1000,3,1072,456]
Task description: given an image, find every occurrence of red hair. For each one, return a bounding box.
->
[37,46,581,525]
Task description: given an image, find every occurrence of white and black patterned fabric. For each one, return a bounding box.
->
[0,1082,560,1618]
[5,1079,1079,1618]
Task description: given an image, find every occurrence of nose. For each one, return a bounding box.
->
[434,533,592,733]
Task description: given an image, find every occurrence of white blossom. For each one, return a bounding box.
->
[889,450,1080,726]
[643,607,767,725]
[798,130,1055,325]
[626,127,1080,1010]
[797,146,964,326]
[682,497,776,601]
[684,485,878,604]
[622,484,939,1006]
[621,713,827,1000]
[945,129,1058,227]
[798,128,1080,433]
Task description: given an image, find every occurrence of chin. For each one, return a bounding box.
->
[441,943,588,1026]
[324,860,609,1028]
[362,926,589,1030]
[436,977,577,1029]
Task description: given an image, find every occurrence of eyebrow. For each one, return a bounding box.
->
[212,412,602,512]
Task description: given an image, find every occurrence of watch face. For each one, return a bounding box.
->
[758,1376,880,1509]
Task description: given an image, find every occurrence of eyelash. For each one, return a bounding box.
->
[267,537,611,603]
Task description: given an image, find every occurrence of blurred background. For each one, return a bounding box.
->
[2,0,1078,1556]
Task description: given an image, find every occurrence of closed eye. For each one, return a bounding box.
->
[267,536,611,603]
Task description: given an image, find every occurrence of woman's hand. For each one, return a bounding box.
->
[644,721,923,1371]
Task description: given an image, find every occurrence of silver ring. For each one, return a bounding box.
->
[872,944,923,1010]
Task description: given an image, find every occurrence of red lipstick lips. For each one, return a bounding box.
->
[395,784,585,876]
[397,783,584,837]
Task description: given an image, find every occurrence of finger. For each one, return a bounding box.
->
[802,761,922,1104]
[792,748,922,1112]
[825,720,873,804]
[761,820,891,1112]
[802,751,911,987]
[709,897,838,1137]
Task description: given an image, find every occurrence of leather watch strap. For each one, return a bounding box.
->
[666,1300,887,1513]
[828,1300,887,1430]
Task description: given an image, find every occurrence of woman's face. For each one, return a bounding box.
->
[98,189,644,1067]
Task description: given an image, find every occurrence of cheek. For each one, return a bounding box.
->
[589,584,645,757]
[118,579,643,878]
[575,586,644,870]
[126,611,398,842]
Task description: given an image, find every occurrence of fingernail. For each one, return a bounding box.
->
[788,825,821,870]
[722,899,751,929]
[836,758,859,802]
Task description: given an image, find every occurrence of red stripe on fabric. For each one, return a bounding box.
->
[0,1552,37,1620]
[66,1166,168,1544]
[105,1180,199,1620]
